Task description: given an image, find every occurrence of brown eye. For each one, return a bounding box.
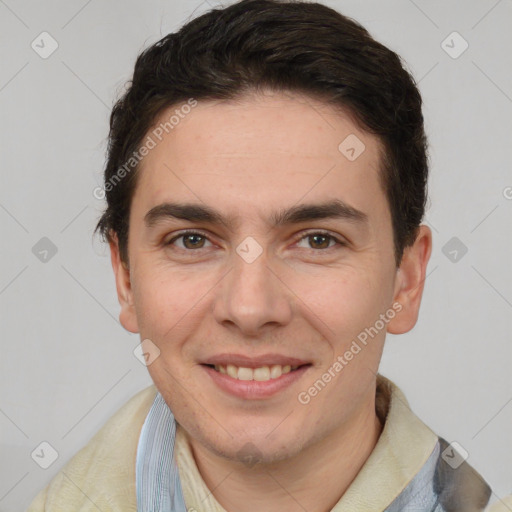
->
[308,234,332,249]
[166,231,212,250]
[296,231,344,250]
[182,233,206,249]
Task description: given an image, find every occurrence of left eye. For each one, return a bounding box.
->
[296,232,344,250]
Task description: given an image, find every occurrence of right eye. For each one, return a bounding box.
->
[165,231,213,250]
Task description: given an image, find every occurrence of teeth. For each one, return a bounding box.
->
[237,367,253,381]
[212,363,299,381]
[270,365,282,379]
[226,364,238,379]
[253,366,270,381]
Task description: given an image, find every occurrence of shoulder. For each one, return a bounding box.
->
[26,384,157,512]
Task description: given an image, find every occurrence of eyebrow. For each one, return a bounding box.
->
[144,199,368,230]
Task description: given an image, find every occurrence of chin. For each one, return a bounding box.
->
[219,441,298,467]
[197,428,308,467]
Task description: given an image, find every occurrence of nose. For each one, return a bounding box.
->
[212,248,293,337]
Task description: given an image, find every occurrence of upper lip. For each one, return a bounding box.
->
[201,353,310,368]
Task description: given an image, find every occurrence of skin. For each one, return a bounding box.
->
[110,90,432,512]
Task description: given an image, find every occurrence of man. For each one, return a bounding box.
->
[27,0,508,510]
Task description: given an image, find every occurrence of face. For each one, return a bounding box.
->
[110,90,431,465]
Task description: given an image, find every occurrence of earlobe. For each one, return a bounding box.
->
[109,232,139,333]
[387,225,432,335]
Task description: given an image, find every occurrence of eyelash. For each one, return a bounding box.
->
[164,230,347,252]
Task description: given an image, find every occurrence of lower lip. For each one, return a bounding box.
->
[202,364,311,399]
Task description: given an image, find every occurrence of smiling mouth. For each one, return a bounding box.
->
[202,363,311,381]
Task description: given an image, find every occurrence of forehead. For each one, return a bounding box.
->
[132,92,388,229]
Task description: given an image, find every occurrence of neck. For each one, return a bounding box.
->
[186,391,383,512]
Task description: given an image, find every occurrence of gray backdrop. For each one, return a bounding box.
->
[1,1,511,511]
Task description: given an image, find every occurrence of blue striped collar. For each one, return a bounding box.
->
[136,392,187,511]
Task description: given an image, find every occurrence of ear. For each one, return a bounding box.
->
[109,232,139,333]
[387,225,432,334]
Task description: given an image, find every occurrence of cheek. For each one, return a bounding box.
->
[130,265,196,339]
[291,264,384,339]
[131,263,224,364]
